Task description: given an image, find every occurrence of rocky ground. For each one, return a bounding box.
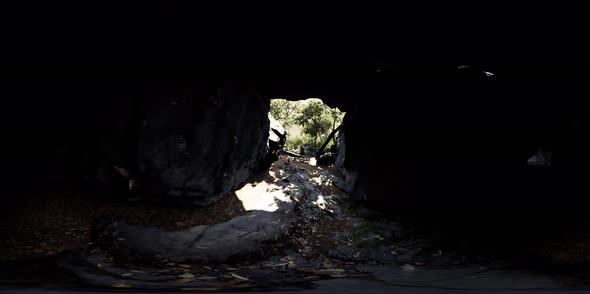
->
[0,156,403,290]
[5,156,590,290]
[0,155,511,290]
[0,184,246,261]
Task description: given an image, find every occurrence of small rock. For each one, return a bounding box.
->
[401,264,415,272]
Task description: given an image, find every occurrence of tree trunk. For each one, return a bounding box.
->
[332,118,337,144]
[316,124,342,158]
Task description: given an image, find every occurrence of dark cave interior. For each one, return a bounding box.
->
[2,64,589,207]
[3,0,590,289]
[2,63,590,281]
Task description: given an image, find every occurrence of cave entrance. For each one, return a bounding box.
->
[270,98,345,165]
[234,98,347,212]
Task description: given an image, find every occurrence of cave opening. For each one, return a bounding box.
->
[270,98,345,160]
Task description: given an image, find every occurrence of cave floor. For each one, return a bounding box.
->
[4,156,590,290]
[0,180,249,262]
[0,154,337,263]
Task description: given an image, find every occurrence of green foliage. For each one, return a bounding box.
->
[270,99,301,130]
[338,222,390,248]
[296,99,332,147]
[284,133,310,151]
[317,151,336,165]
[270,98,345,153]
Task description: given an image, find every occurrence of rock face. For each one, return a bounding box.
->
[268,113,286,160]
[136,82,283,206]
[1,80,284,208]
[335,108,369,202]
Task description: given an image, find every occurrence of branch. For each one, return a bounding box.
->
[315,124,342,158]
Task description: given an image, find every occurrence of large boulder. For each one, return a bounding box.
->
[335,108,369,202]
[136,82,281,206]
[267,113,286,160]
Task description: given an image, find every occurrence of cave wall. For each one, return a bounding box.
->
[135,81,277,206]
[0,79,282,207]
[263,65,590,211]
[2,64,590,212]
[341,68,590,211]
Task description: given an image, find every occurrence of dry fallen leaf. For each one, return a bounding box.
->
[316,269,345,274]
[178,272,195,278]
[263,263,289,267]
[196,276,218,280]
[112,282,133,288]
[280,256,293,262]
[230,273,250,281]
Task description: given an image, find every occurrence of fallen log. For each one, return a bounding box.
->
[281,149,303,158]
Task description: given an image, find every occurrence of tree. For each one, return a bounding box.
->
[270,98,345,153]
[296,99,332,150]
[270,99,301,130]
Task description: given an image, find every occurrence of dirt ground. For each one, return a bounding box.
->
[0,184,246,262]
[0,155,339,262]
[3,154,590,267]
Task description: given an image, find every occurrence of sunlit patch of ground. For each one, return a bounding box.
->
[235,180,287,212]
[308,157,317,166]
